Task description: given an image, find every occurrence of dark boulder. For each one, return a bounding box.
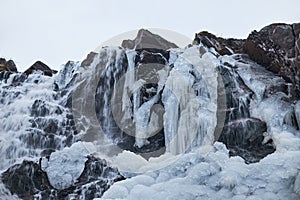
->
[1,160,53,199]
[63,156,125,199]
[24,61,57,77]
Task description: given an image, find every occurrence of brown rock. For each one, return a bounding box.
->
[0,58,18,72]
[243,23,300,98]
[24,61,57,77]
[122,29,178,50]
[81,52,98,68]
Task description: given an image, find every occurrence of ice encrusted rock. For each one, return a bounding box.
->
[41,142,94,189]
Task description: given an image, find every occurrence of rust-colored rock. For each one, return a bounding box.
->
[243,23,300,98]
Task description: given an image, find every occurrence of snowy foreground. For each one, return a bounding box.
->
[95,141,300,200]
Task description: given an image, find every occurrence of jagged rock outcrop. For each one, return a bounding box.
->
[81,52,98,68]
[243,23,300,99]
[1,156,124,200]
[193,31,245,55]
[0,58,18,72]
[24,61,57,77]
[122,29,178,50]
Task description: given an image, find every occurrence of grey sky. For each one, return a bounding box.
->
[1,0,299,71]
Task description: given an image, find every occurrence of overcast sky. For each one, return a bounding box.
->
[1,0,299,71]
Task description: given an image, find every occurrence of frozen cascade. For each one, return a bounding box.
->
[91,45,219,154]
[163,46,219,154]
[122,50,136,117]
[134,93,160,148]
[134,65,169,148]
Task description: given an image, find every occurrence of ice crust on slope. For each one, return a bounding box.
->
[101,142,300,200]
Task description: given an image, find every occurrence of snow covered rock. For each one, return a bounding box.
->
[101,142,300,200]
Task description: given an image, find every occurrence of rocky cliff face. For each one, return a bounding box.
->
[0,23,300,199]
[244,23,300,99]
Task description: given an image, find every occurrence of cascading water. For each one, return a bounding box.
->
[0,70,79,171]
[0,65,83,199]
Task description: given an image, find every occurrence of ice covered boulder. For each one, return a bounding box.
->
[41,142,93,189]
